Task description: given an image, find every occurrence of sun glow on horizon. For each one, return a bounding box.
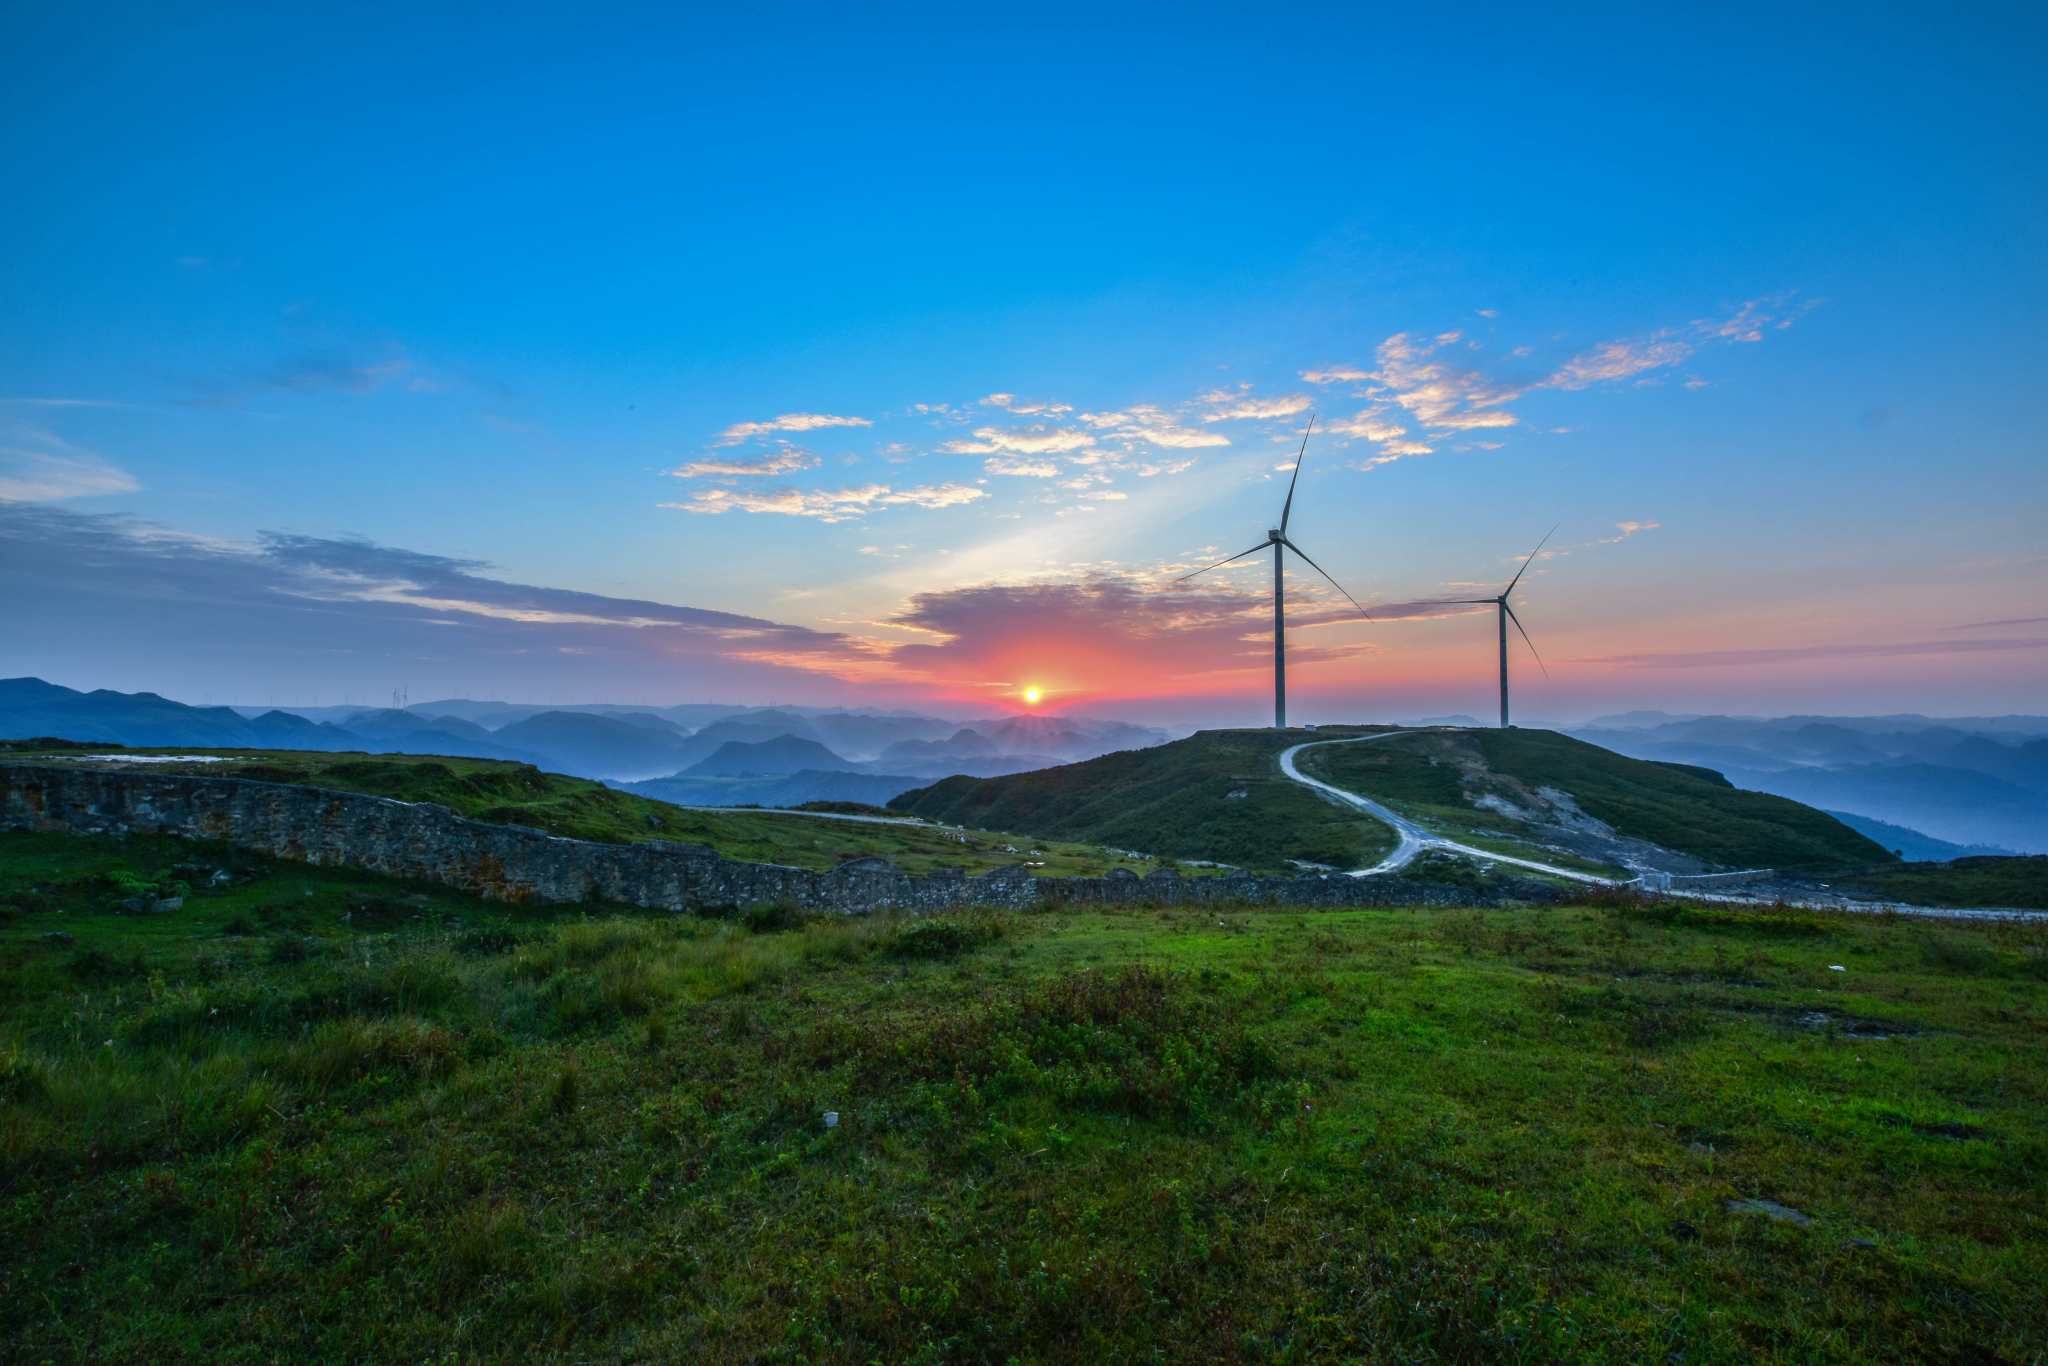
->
[1023,687,1041,704]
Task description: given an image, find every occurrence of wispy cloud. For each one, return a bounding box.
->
[943,425,1098,455]
[1322,409,1409,442]
[979,394,1073,415]
[176,355,417,409]
[0,503,908,695]
[666,448,822,480]
[666,482,987,522]
[1549,334,1693,388]
[1945,616,2048,631]
[1696,292,1823,343]
[1299,293,1821,461]
[0,397,130,409]
[983,456,1061,477]
[1196,389,1313,423]
[1348,598,1493,621]
[0,452,140,501]
[0,413,140,501]
[1427,410,1519,431]
[684,293,1814,519]
[1571,637,2048,669]
[1079,406,1231,449]
[885,572,1374,687]
[713,412,873,446]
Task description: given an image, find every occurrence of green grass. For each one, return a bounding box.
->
[0,750,1166,879]
[3,828,2044,1363]
[889,727,1401,872]
[1303,729,1894,872]
[1827,855,2048,910]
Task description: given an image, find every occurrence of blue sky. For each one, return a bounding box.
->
[2,1,2043,723]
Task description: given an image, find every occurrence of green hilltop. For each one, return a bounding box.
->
[1308,727,1896,871]
[890,726,1896,873]
[889,727,1405,873]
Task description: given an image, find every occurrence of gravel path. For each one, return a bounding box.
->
[1277,732,1611,883]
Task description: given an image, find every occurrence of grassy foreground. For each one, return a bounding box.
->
[3,829,2045,1364]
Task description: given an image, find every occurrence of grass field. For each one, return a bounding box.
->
[0,749,1165,879]
[3,828,2044,1364]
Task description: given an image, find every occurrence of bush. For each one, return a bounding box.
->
[741,901,806,934]
[882,917,1000,961]
[64,949,143,982]
[859,966,1275,1121]
[552,1061,582,1113]
[289,1017,462,1093]
[268,936,316,965]
[792,800,897,817]
[1920,934,2000,973]
[456,926,523,956]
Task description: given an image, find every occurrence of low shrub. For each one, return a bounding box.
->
[1920,933,2000,973]
[288,1016,462,1093]
[881,914,1005,961]
[740,900,806,934]
[860,966,1275,1121]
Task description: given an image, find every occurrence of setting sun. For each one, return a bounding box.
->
[1023,688,1041,704]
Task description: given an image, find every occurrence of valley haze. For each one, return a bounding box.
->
[5,677,2042,855]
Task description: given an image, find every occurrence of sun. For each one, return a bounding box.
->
[1023,688,1041,704]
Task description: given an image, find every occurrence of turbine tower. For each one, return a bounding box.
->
[1434,527,1555,728]
[1176,417,1370,728]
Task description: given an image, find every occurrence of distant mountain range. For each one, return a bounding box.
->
[11,676,2042,849]
[1560,712,2048,853]
[0,677,1171,801]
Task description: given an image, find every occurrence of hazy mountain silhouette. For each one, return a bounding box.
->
[487,710,702,780]
[1569,712,2048,851]
[681,735,851,777]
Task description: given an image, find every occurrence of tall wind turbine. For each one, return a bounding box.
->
[1434,527,1556,728]
[1176,416,1371,728]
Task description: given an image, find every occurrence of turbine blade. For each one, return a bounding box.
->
[1174,540,1272,583]
[1502,523,1560,596]
[1504,602,1549,677]
[1279,537,1372,620]
[1277,414,1315,537]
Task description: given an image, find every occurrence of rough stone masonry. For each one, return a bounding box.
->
[0,763,1517,913]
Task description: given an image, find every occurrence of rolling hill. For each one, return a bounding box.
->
[890,726,1895,873]
[886,728,1401,872]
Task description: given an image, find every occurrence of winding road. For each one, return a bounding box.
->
[1277,731,1613,883]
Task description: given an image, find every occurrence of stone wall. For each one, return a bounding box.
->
[0,763,1507,913]
[1626,868,1775,891]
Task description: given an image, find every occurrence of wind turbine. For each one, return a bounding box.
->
[1176,416,1371,728]
[1433,527,1556,728]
